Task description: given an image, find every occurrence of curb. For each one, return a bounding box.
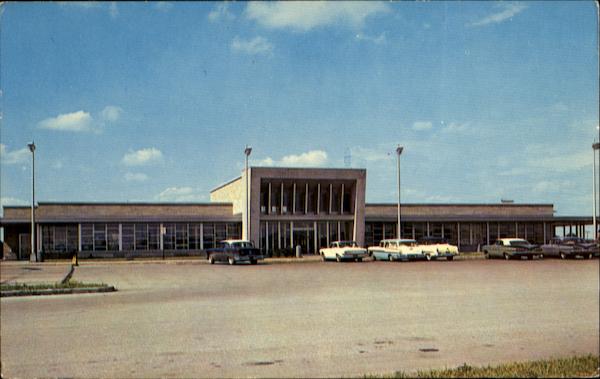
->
[1,286,117,298]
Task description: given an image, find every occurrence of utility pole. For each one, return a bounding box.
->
[244,145,252,241]
[28,141,36,262]
[396,145,403,239]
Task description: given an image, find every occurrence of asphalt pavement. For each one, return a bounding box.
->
[1,258,598,378]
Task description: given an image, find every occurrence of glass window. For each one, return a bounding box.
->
[295,182,306,214]
[67,225,78,252]
[342,185,352,214]
[107,224,119,251]
[329,221,339,243]
[122,223,134,250]
[189,223,201,250]
[215,223,226,244]
[42,225,53,252]
[135,223,148,251]
[203,223,214,249]
[271,182,280,214]
[93,223,106,251]
[331,184,341,213]
[282,182,292,214]
[54,225,67,252]
[384,223,396,239]
[148,224,159,250]
[260,182,269,214]
[175,223,188,250]
[226,223,241,240]
[81,224,93,251]
[307,182,318,214]
[319,183,330,214]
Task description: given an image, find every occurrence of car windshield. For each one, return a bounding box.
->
[229,241,254,248]
[337,241,357,247]
[508,239,529,246]
[398,240,417,247]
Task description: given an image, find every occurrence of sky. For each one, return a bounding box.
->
[0,1,598,216]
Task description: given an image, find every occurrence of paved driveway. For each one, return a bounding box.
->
[1,259,598,378]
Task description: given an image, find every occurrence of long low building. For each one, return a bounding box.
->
[0,167,593,259]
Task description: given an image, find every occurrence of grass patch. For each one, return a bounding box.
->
[368,355,599,378]
[1,280,108,291]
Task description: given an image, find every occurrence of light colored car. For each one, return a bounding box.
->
[417,237,459,261]
[368,239,425,262]
[320,241,368,262]
[482,238,543,260]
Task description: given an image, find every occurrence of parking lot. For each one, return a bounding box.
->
[1,258,599,378]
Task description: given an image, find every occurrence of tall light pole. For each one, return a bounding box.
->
[396,145,404,239]
[592,142,600,240]
[28,141,36,262]
[244,145,252,241]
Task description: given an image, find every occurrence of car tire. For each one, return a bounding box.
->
[388,255,393,262]
[560,252,567,260]
[250,259,257,265]
[447,256,454,261]
[372,255,376,261]
[321,253,327,262]
[426,254,432,261]
[588,254,593,259]
[209,255,215,264]
[336,255,342,262]
[228,257,235,265]
[538,254,544,260]
[504,253,510,260]
[356,257,363,262]
[484,252,490,259]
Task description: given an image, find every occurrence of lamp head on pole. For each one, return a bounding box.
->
[28,141,36,153]
[396,145,403,156]
[244,145,252,157]
[593,142,600,151]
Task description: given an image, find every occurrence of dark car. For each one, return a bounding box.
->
[206,240,264,265]
[540,237,597,259]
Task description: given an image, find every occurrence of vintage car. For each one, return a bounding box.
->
[206,240,264,265]
[482,238,543,260]
[368,239,425,262]
[540,237,598,259]
[417,237,459,261]
[319,241,368,262]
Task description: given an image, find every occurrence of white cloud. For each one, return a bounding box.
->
[121,148,163,166]
[255,150,328,167]
[231,36,273,55]
[442,122,469,133]
[124,172,149,182]
[156,187,206,202]
[355,32,386,45]
[412,121,433,131]
[100,105,123,122]
[38,110,93,132]
[1,197,29,206]
[245,1,390,32]
[0,144,31,165]
[154,1,173,12]
[208,2,235,21]
[351,146,393,162]
[108,2,118,18]
[469,3,527,27]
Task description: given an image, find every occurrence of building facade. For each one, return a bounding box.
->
[0,167,594,259]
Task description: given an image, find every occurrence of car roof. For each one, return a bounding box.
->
[221,239,252,244]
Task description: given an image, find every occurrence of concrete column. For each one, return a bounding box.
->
[305,183,309,214]
[292,182,296,214]
[200,223,204,250]
[441,223,445,239]
[278,222,281,250]
[159,223,164,250]
[486,222,490,245]
[329,183,333,214]
[265,221,269,253]
[341,183,345,214]
[515,222,518,238]
[290,221,294,248]
[118,224,123,251]
[280,182,284,215]
[317,183,320,214]
[78,223,82,252]
[427,222,430,237]
[268,182,272,215]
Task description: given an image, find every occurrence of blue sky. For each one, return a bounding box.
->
[1,1,598,216]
